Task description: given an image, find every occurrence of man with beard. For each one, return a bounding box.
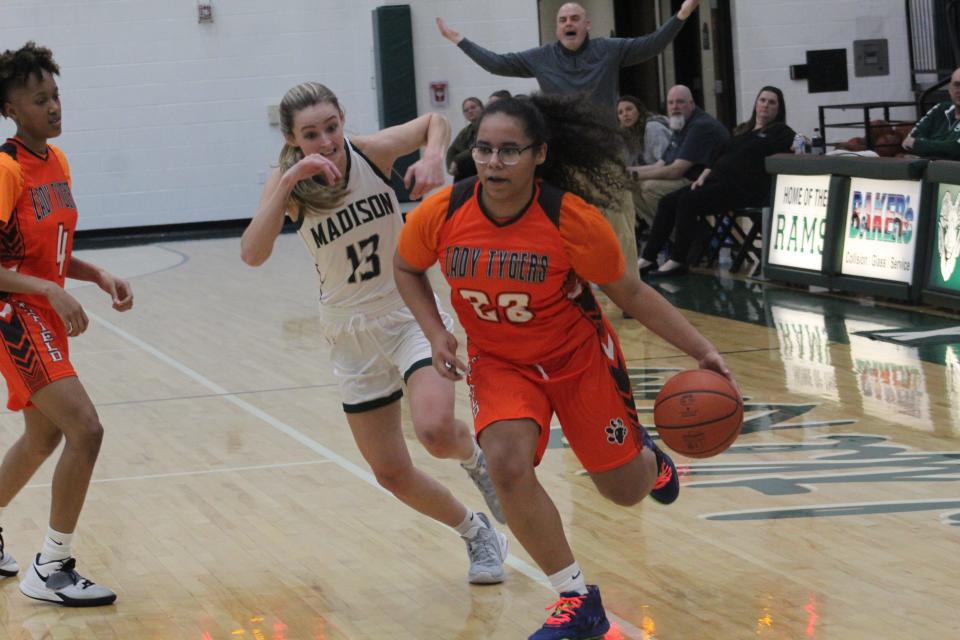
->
[630,85,729,237]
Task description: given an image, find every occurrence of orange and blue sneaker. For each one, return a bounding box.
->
[529,584,610,640]
[649,444,679,505]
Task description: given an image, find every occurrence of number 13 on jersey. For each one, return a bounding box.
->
[459,289,533,324]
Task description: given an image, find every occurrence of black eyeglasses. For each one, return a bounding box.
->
[471,143,537,165]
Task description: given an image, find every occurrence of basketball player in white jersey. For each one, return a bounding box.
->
[241,82,507,584]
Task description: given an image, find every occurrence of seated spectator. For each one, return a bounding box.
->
[629,85,729,232]
[446,96,484,180]
[487,89,511,105]
[618,95,671,166]
[640,85,794,277]
[903,67,960,159]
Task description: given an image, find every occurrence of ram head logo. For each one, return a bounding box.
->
[939,191,960,281]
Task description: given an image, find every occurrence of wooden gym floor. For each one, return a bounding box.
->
[0,234,958,639]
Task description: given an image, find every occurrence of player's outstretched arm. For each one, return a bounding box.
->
[600,272,735,384]
[354,113,450,200]
[68,258,133,312]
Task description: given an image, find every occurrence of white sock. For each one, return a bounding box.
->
[548,562,588,596]
[39,527,73,563]
[454,509,487,539]
[637,258,654,268]
[460,440,482,470]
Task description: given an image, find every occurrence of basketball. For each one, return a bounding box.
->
[653,369,743,458]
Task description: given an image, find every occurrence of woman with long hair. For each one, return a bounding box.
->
[241,82,508,586]
[618,94,671,167]
[394,94,735,640]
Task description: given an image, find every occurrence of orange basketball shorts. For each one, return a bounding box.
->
[467,317,647,473]
[0,299,76,411]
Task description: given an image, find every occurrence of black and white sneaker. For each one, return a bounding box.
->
[19,555,117,607]
[0,527,19,577]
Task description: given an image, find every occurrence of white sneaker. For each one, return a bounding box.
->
[0,527,18,577]
[463,512,508,585]
[19,555,117,607]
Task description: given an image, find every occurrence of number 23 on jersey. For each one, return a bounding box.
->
[458,289,533,324]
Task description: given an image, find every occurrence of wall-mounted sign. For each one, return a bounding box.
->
[840,177,921,283]
[929,183,960,291]
[767,174,831,271]
[429,81,448,107]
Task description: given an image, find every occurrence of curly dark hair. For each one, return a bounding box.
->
[480,93,626,210]
[0,42,60,118]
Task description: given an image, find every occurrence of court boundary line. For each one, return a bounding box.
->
[1,382,342,415]
[23,459,333,489]
[86,311,647,638]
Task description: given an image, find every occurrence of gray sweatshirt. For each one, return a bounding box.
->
[457,16,686,113]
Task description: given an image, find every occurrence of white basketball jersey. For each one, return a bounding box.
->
[294,139,404,315]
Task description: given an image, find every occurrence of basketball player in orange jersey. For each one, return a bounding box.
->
[395,95,736,640]
[0,42,133,606]
[241,82,508,586]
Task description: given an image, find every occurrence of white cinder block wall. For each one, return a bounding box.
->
[2,1,917,230]
[0,0,539,230]
[731,0,913,141]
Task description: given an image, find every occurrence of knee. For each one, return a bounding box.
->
[415,418,459,459]
[594,459,656,506]
[63,412,104,455]
[371,463,414,496]
[597,483,646,507]
[483,447,534,493]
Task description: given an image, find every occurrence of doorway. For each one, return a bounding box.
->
[659,0,737,127]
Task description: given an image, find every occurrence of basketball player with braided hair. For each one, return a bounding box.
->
[0,42,133,606]
[241,82,508,585]
[395,94,736,639]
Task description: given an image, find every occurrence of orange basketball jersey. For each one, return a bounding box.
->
[398,178,625,364]
[0,137,78,309]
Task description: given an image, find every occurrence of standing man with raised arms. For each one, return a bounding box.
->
[436,0,701,273]
[436,1,701,114]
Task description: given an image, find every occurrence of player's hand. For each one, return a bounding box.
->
[436,17,463,44]
[902,134,915,151]
[691,172,707,190]
[404,156,444,200]
[46,287,89,337]
[698,350,739,392]
[431,330,467,381]
[285,153,342,187]
[97,272,134,311]
[678,0,700,20]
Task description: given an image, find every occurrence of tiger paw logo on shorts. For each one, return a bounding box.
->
[605,418,627,445]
